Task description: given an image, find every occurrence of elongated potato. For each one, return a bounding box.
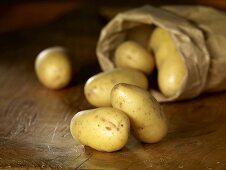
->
[84,68,148,107]
[35,47,72,90]
[111,83,168,143]
[70,107,130,152]
[114,41,155,74]
[149,27,186,97]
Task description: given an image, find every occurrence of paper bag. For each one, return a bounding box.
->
[96,5,226,102]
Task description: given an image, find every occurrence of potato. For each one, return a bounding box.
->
[158,59,186,97]
[84,68,148,107]
[126,24,153,49]
[114,41,155,74]
[149,27,186,97]
[35,47,72,90]
[111,83,168,143]
[149,27,173,53]
[70,107,130,152]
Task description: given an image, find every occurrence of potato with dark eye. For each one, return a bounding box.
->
[111,83,168,143]
[35,46,72,90]
[70,107,130,152]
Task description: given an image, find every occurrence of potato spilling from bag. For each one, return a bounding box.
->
[35,47,72,90]
[149,27,186,97]
[111,83,168,143]
[70,107,130,152]
[115,41,155,74]
[84,68,148,107]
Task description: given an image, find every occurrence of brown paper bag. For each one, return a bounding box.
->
[96,5,226,102]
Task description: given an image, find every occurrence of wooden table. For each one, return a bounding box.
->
[0,3,226,170]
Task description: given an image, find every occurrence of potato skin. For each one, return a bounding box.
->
[115,41,155,74]
[158,59,186,97]
[70,107,130,152]
[111,83,168,143]
[149,27,186,97]
[126,24,153,49]
[84,68,148,107]
[35,47,72,90]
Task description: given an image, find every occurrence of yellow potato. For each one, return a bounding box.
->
[149,27,186,97]
[126,24,153,48]
[152,36,179,67]
[84,68,148,107]
[111,83,168,143]
[158,59,186,97]
[114,41,155,74]
[70,107,130,152]
[35,47,72,90]
[149,27,173,52]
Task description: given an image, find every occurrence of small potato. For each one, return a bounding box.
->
[115,41,155,74]
[70,107,130,152]
[149,27,186,97]
[111,83,168,143]
[84,68,148,107]
[35,47,72,90]
[126,24,153,49]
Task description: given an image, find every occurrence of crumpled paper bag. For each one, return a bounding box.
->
[96,5,226,102]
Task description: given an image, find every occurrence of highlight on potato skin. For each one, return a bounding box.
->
[84,68,148,107]
[115,41,155,75]
[35,46,72,90]
[70,107,130,152]
[111,83,168,143]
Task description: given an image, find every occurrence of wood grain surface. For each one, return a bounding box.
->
[0,3,226,170]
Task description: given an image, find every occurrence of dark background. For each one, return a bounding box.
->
[0,0,226,34]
